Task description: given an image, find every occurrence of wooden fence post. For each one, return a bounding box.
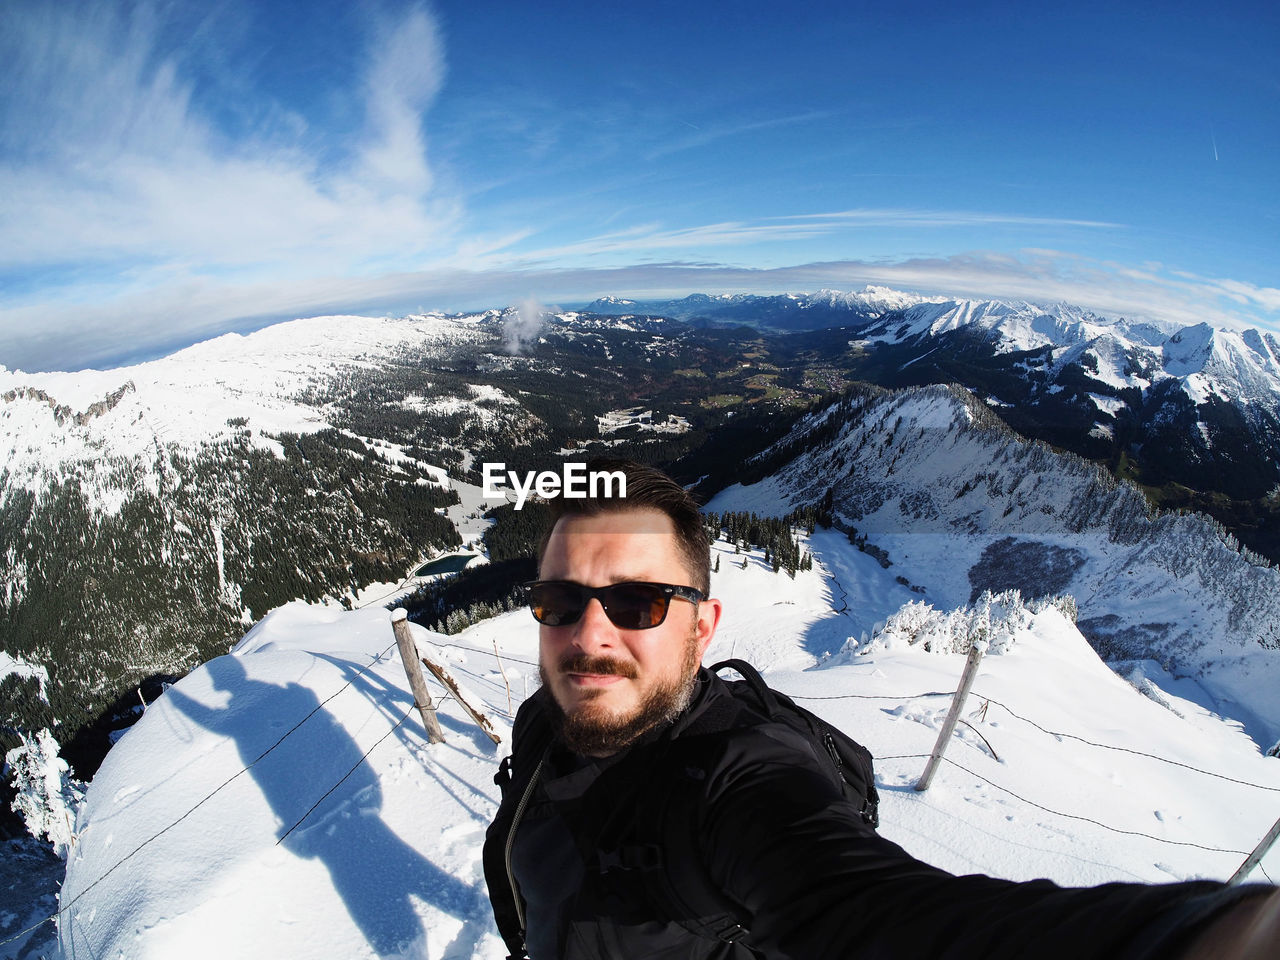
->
[418,651,502,745]
[915,638,988,792]
[1228,814,1280,886]
[391,609,445,744]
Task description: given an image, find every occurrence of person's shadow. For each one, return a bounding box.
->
[167,654,480,957]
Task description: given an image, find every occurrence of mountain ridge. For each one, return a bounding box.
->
[2,292,1277,781]
[708,383,1280,745]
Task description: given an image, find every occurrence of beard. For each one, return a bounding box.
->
[540,635,702,757]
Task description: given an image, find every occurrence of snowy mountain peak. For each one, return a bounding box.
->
[885,297,1173,355]
[1159,322,1280,405]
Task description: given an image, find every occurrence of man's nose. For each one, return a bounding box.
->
[570,597,618,649]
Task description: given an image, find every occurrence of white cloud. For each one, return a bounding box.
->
[643,111,832,161]
[357,7,445,196]
[503,298,546,355]
[768,209,1125,230]
[0,2,455,275]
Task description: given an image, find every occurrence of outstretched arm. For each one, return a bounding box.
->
[1180,888,1280,960]
[163,686,222,730]
[699,727,1273,960]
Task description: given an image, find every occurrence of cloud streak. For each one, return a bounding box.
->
[2,5,1275,374]
[769,209,1125,230]
[0,2,455,276]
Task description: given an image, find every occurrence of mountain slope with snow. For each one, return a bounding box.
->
[586,286,947,332]
[0,313,490,501]
[707,384,1280,750]
[50,534,1280,959]
[591,287,1280,511]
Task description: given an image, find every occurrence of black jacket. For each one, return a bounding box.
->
[484,668,1265,960]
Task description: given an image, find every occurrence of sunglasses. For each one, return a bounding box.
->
[524,580,704,630]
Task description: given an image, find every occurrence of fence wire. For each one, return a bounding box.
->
[781,685,1280,797]
[1,635,411,950]
[7,640,1275,951]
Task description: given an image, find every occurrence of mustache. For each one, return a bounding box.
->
[557,653,639,679]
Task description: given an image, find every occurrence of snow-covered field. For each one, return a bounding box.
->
[34,533,1280,959]
[0,313,489,509]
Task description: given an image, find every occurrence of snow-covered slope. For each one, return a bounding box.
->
[870,297,1179,355]
[859,296,1280,473]
[0,313,487,507]
[709,385,1280,749]
[52,535,1280,959]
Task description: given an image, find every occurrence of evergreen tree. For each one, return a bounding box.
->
[5,728,84,858]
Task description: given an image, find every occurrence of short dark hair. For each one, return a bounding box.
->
[537,458,711,595]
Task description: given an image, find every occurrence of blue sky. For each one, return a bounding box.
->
[2,0,1277,371]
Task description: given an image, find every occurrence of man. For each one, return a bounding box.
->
[483,458,1278,959]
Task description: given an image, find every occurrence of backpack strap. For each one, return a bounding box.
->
[711,658,879,828]
[709,658,773,709]
[484,693,556,959]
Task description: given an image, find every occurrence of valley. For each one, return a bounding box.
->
[2,291,1278,795]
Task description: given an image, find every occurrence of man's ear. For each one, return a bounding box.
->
[694,597,722,658]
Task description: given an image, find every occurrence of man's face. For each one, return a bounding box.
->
[537,507,722,756]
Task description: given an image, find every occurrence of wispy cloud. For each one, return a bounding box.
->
[457,206,1125,273]
[1167,271,1280,313]
[0,2,454,277]
[490,220,833,266]
[768,209,1126,230]
[644,111,832,161]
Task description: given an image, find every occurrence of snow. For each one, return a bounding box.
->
[846,294,1279,427]
[0,651,49,702]
[405,385,522,429]
[708,384,1280,750]
[596,407,691,436]
[0,313,488,513]
[1089,394,1126,416]
[51,536,1280,959]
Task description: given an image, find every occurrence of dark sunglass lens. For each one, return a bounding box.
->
[529,583,585,626]
[605,584,668,629]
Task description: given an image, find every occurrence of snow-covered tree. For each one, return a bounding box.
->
[5,727,85,858]
[861,590,1076,657]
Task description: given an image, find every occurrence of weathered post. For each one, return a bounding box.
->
[391,608,445,744]
[1228,814,1280,886]
[493,638,513,716]
[915,638,988,792]
[419,651,502,745]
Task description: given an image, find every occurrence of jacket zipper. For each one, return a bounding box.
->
[505,751,548,952]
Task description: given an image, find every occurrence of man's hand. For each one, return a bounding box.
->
[1181,888,1279,959]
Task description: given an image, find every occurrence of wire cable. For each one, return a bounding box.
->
[972,691,1280,794]
[432,638,538,668]
[33,636,405,931]
[787,689,952,701]
[780,684,1280,795]
[939,756,1250,856]
[277,702,416,846]
[0,913,53,950]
